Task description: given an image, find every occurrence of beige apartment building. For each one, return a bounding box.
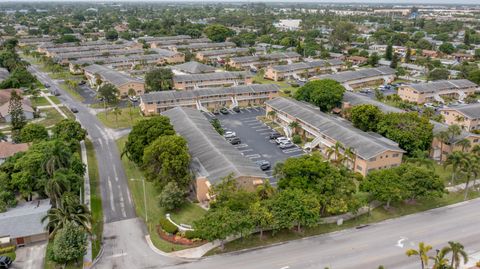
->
[397,80,479,104]
[266,97,405,176]
[431,121,480,161]
[440,103,480,132]
[264,59,345,81]
[173,71,253,90]
[228,52,301,70]
[162,107,266,203]
[140,84,280,115]
[83,64,145,97]
[195,48,250,62]
[312,66,395,91]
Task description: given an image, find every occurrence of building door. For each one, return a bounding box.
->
[16,237,25,246]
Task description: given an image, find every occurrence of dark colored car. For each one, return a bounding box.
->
[232,106,240,113]
[79,80,86,85]
[228,137,241,145]
[0,256,13,269]
[70,107,79,113]
[269,132,282,140]
[220,107,229,114]
[44,83,50,88]
[256,160,271,171]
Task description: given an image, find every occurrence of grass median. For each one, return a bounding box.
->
[116,136,206,252]
[97,107,144,129]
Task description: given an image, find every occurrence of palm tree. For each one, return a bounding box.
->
[429,248,450,269]
[42,200,92,238]
[457,138,471,152]
[45,172,71,208]
[471,144,480,157]
[326,141,345,166]
[42,141,72,177]
[288,121,300,135]
[267,110,276,120]
[112,106,122,127]
[459,153,480,200]
[443,151,466,185]
[443,241,468,269]
[406,242,432,269]
[343,147,356,168]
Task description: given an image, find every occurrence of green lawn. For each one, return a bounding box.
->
[85,139,103,259]
[49,96,61,104]
[37,108,66,127]
[30,97,50,107]
[59,82,85,102]
[209,189,480,255]
[97,107,144,129]
[253,72,297,96]
[116,136,207,252]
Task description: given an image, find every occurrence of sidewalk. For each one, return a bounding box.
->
[446,180,480,192]
[40,91,67,118]
[80,141,93,268]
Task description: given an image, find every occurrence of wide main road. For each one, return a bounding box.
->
[28,64,179,268]
[166,198,480,269]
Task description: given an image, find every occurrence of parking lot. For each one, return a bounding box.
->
[214,107,306,183]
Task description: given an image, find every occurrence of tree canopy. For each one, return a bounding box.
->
[294,79,346,112]
[350,104,383,132]
[145,68,173,92]
[204,24,235,42]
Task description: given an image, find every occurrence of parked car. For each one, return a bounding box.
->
[232,106,240,113]
[228,137,241,145]
[279,141,295,149]
[423,103,435,109]
[44,83,50,88]
[70,107,79,113]
[220,107,229,114]
[0,256,13,269]
[79,80,86,85]
[275,137,290,145]
[51,90,61,96]
[129,96,139,102]
[269,132,282,140]
[224,131,236,139]
[256,160,271,171]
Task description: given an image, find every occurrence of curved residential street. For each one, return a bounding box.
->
[27,64,180,269]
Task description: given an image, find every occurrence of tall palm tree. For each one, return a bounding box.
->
[288,121,300,135]
[471,144,480,157]
[45,172,71,208]
[443,241,468,269]
[42,141,72,177]
[443,151,466,185]
[429,248,450,269]
[112,106,122,127]
[457,139,471,152]
[459,153,480,200]
[343,147,356,169]
[406,242,432,269]
[326,141,345,166]
[42,200,92,238]
[267,110,276,120]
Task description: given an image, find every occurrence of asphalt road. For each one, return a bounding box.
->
[28,64,179,268]
[165,198,480,269]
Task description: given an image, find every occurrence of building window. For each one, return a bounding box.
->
[356,165,363,171]
[393,153,399,157]
[370,157,376,161]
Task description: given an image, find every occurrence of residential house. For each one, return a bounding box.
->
[0,90,35,123]
[264,59,345,81]
[347,56,368,66]
[312,66,396,91]
[173,71,253,90]
[0,68,9,83]
[162,107,266,203]
[0,199,51,246]
[266,97,405,176]
[83,64,145,97]
[140,84,280,115]
[440,103,480,132]
[397,80,479,104]
[0,142,30,164]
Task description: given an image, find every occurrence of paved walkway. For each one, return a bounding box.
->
[446,180,480,192]
[12,242,47,269]
[80,141,93,268]
[40,91,67,118]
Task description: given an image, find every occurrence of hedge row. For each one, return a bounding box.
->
[0,245,15,255]
[159,217,178,234]
[184,230,203,240]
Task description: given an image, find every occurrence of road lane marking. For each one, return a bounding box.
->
[108,178,116,212]
[239,149,253,153]
[118,185,127,218]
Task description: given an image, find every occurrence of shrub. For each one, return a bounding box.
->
[292,134,302,144]
[283,89,291,94]
[0,245,15,255]
[159,217,178,234]
[290,83,299,88]
[184,230,203,240]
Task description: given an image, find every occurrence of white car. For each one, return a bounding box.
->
[224,131,236,139]
[275,137,290,145]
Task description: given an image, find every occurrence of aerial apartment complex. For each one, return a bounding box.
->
[173,71,253,90]
[264,59,345,81]
[312,66,395,91]
[84,64,145,97]
[440,103,480,132]
[397,80,479,104]
[228,52,301,69]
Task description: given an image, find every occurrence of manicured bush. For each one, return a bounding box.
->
[184,230,203,240]
[0,245,15,255]
[290,83,299,88]
[292,134,302,144]
[283,89,291,94]
[159,217,178,234]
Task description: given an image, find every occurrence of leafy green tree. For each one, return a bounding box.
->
[377,112,433,155]
[158,181,186,211]
[204,24,235,42]
[270,188,320,232]
[52,119,87,142]
[51,222,87,264]
[367,52,380,67]
[45,171,72,208]
[105,29,119,41]
[98,83,119,105]
[350,104,383,132]
[405,47,412,63]
[123,116,175,165]
[142,135,191,189]
[399,164,445,200]
[467,69,480,84]
[295,79,346,112]
[439,42,455,55]
[249,201,273,239]
[385,44,393,60]
[416,38,433,50]
[428,68,450,81]
[330,21,356,47]
[444,151,466,185]
[360,168,404,208]
[145,68,173,92]
[390,53,399,69]
[8,90,26,131]
[210,118,224,135]
[18,123,49,142]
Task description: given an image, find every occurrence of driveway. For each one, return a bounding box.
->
[12,242,47,269]
[215,107,306,183]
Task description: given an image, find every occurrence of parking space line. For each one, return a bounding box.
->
[244,119,258,123]
[289,153,306,158]
[256,128,270,132]
[234,144,249,148]
[283,148,303,154]
[245,154,261,159]
[239,149,253,153]
[260,132,271,135]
